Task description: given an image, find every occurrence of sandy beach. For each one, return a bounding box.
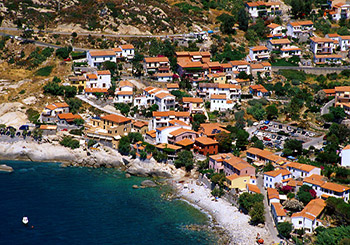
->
[177,181,276,245]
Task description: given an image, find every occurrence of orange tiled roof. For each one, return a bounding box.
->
[251,46,268,51]
[321,182,350,193]
[199,123,229,136]
[310,37,334,43]
[170,128,197,137]
[286,162,319,173]
[210,94,226,100]
[247,183,261,194]
[144,57,169,63]
[101,114,131,124]
[45,102,69,110]
[152,111,190,117]
[182,97,203,103]
[267,188,280,200]
[195,136,218,145]
[112,47,122,52]
[335,86,350,92]
[303,174,326,186]
[39,125,57,130]
[89,50,116,57]
[267,23,281,29]
[272,202,286,217]
[210,153,234,162]
[97,70,111,75]
[119,80,134,87]
[224,157,254,171]
[169,119,189,126]
[85,88,108,93]
[146,130,156,138]
[289,20,313,27]
[86,74,98,80]
[230,60,249,66]
[176,138,195,147]
[133,121,148,128]
[322,89,335,94]
[291,198,325,220]
[156,143,182,150]
[120,44,134,49]
[57,113,82,121]
[166,83,179,89]
[269,38,291,45]
[264,169,291,177]
[315,54,342,59]
[155,92,174,99]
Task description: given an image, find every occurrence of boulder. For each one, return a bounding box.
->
[132,185,139,189]
[126,168,148,177]
[141,180,157,187]
[125,173,131,178]
[0,164,13,172]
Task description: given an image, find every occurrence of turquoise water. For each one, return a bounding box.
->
[0,161,216,245]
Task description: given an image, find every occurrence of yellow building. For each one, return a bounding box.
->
[207,72,227,84]
[85,114,132,148]
[225,174,256,191]
[69,76,87,90]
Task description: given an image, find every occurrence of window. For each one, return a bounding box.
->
[299,221,302,225]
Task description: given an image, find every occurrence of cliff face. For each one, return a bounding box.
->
[1,0,209,34]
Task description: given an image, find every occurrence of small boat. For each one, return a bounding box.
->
[22,217,29,225]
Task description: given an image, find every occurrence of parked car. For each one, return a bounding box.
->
[263,136,271,141]
[278,125,283,129]
[16,132,20,137]
[271,135,276,139]
[253,122,259,126]
[61,128,68,131]
[260,126,268,130]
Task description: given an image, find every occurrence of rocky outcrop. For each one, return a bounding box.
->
[141,180,157,187]
[0,164,13,172]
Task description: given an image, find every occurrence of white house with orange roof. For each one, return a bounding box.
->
[246,46,270,62]
[339,35,350,51]
[310,37,336,55]
[341,144,350,167]
[287,21,314,38]
[85,70,111,89]
[291,198,326,233]
[155,124,194,144]
[115,91,133,104]
[151,111,191,130]
[320,182,350,202]
[230,60,251,74]
[210,94,235,112]
[335,86,350,108]
[133,86,167,108]
[281,46,302,58]
[329,2,350,21]
[246,147,287,165]
[155,92,175,111]
[119,44,135,60]
[271,202,287,224]
[41,102,70,123]
[267,23,284,38]
[303,174,326,197]
[197,83,241,101]
[286,162,321,179]
[87,50,116,67]
[153,72,173,82]
[264,169,292,188]
[118,80,134,92]
[249,62,271,78]
[267,187,280,204]
[267,38,291,51]
[245,1,281,18]
[247,183,260,194]
[112,47,123,59]
[249,84,270,97]
[143,57,170,73]
[166,83,179,91]
[182,97,205,114]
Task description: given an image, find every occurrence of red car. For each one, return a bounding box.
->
[263,136,271,141]
[64,58,71,61]
[61,128,68,131]
[260,126,268,130]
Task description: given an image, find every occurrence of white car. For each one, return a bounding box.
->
[253,122,259,126]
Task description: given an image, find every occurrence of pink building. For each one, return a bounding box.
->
[209,153,234,173]
[223,156,256,176]
[167,128,198,145]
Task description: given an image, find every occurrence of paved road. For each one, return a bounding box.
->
[0,27,216,38]
[302,135,324,149]
[272,66,350,72]
[257,174,281,243]
[321,98,335,115]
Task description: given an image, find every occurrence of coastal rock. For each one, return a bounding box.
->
[125,173,131,178]
[141,180,157,187]
[132,185,139,189]
[126,168,148,177]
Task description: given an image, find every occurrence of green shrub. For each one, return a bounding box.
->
[35,65,53,76]
[60,136,80,149]
[26,108,40,123]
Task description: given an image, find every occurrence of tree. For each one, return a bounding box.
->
[316,226,350,245]
[210,173,226,188]
[277,222,293,238]
[297,185,315,205]
[249,202,265,224]
[175,150,194,171]
[218,14,236,34]
[283,139,303,157]
[238,8,249,31]
[253,140,264,150]
[216,132,233,153]
[71,32,77,38]
[66,98,82,114]
[192,114,207,131]
[115,103,130,116]
[263,162,274,172]
[60,136,80,149]
[64,86,77,98]
[118,136,131,155]
[238,192,264,213]
[329,107,346,122]
[211,187,224,197]
[236,129,249,151]
[56,46,72,59]
[73,118,84,126]
[266,104,278,120]
[128,132,143,144]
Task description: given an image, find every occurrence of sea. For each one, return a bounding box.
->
[0,160,217,245]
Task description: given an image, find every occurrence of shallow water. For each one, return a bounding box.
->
[0,160,216,245]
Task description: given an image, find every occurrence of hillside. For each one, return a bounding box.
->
[0,0,227,34]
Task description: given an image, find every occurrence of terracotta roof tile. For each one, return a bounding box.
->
[195,136,218,145]
[101,114,131,124]
[247,183,261,194]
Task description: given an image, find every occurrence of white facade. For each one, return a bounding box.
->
[87,50,116,67]
[341,147,350,167]
[310,37,335,55]
[281,47,302,58]
[119,45,135,60]
[246,46,270,62]
[271,202,286,224]
[85,71,111,89]
[287,22,314,39]
[151,112,191,130]
[155,93,176,112]
[339,36,350,51]
[210,95,235,112]
[155,125,191,144]
[286,163,321,179]
[114,91,133,104]
[198,83,241,101]
[264,170,292,188]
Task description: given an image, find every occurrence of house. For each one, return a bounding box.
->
[182,97,205,114]
[210,94,235,112]
[119,44,135,60]
[84,88,108,97]
[57,113,82,125]
[230,60,251,74]
[249,84,270,97]
[291,198,326,233]
[247,183,261,194]
[246,147,287,165]
[286,162,321,179]
[320,182,350,202]
[132,121,149,135]
[249,62,271,78]
[115,91,133,104]
[155,125,196,144]
[194,136,219,155]
[322,88,335,97]
[310,37,335,55]
[112,47,123,59]
[271,202,287,224]
[303,174,326,197]
[197,83,241,101]
[209,153,234,173]
[155,92,176,111]
[146,130,156,142]
[222,156,256,176]
[225,174,257,191]
[151,111,191,129]
[166,83,179,91]
[175,138,195,149]
[287,21,314,39]
[207,72,227,84]
[267,187,280,204]
[87,50,116,67]
[339,36,350,51]
[267,39,291,51]
[313,54,342,65]
[175,51,211,63]
[329,3,350,21]
[245,1,281,18]
[153,72,173,82]
[155,143,182,161]
[133,141,152,160]
[335,86,350,108]
[85,114,132,148]
[198,123,230,138]
[85,70,111,89]
[264,169,292,188]
[118,80,134,92]
[41,102,70,123]
[246,46,270,62]
[281,46,302,58]
[69,75,86,90]
[341,145,350,167]
[267,23,284,38]
[133,86,168,108]
[177,61,206,78]
[39,125,58,135]
[143,57,170,73]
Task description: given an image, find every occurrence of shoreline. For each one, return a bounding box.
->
[173,180,276,245]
